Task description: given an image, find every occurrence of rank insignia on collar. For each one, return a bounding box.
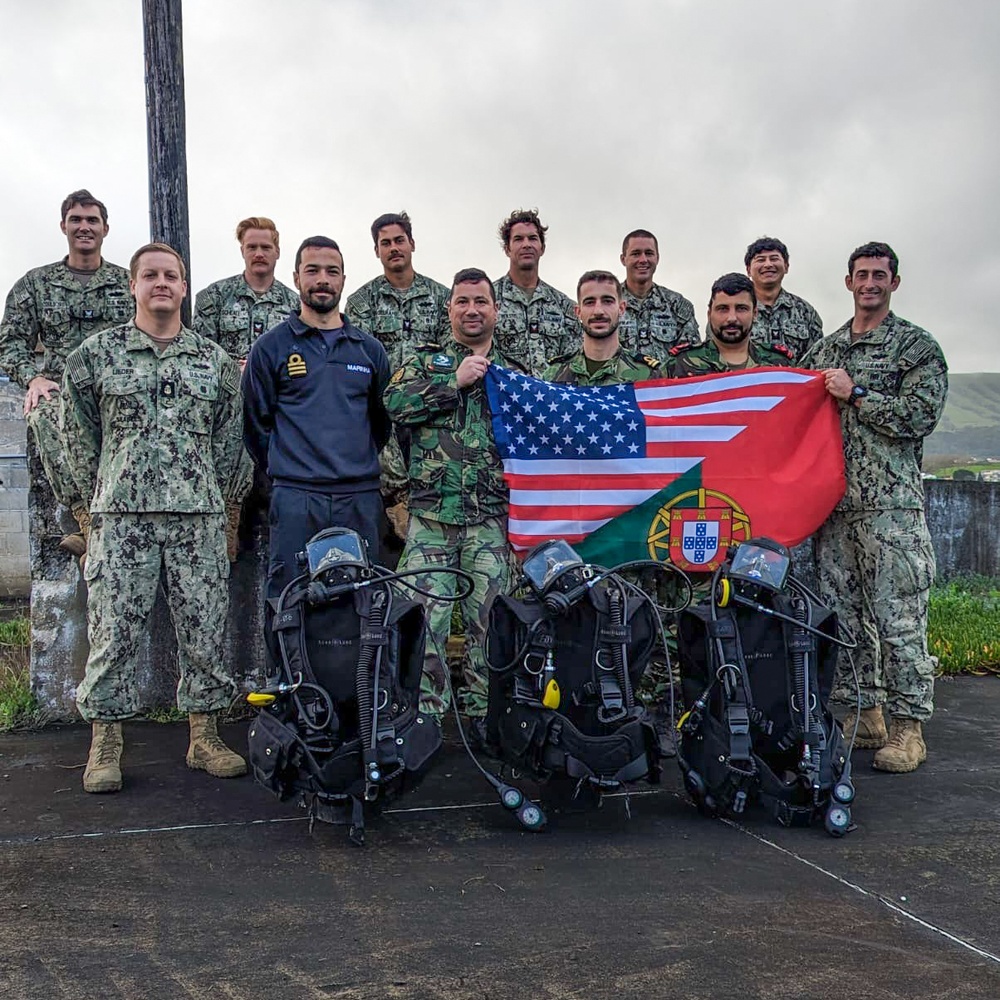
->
[287,352,307,378]
[430,353,454,371]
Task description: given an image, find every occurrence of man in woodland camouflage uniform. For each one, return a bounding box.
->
[803,241,947,773]
[743,235,823,358]
[668,272,795,376]
[346,212,451,542]
[194,216,299,560]
[62,243,246,794]
[618,229,699,361]
[0,189,131,561]
[493,208,579,375]
[543,270,675,750]
[385,268,524,724]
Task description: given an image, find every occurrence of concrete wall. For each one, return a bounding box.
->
[0,381,30,598]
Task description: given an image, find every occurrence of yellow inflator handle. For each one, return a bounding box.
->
[247,692,276,706]
[542,679,561,709]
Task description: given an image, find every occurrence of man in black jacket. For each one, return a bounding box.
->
[243,236,391,599]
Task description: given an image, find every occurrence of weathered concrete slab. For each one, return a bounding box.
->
[0,678,998,998]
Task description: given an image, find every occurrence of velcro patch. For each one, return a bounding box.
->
[65,351,93,388]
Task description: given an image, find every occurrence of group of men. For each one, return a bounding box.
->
[0,191,947,795]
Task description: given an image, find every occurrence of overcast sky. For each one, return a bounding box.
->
[1,0,997,373]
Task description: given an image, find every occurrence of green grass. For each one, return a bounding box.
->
[929,462,1000,478]
[928,576,1000,675]
[0,616,44,730]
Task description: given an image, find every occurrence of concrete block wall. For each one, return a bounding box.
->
[0,381,29,597]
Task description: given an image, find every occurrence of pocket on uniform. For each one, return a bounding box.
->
[179,380,218,434]
[83,557,103,584]
[884,531,936,596]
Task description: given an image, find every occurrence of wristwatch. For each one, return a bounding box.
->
[849,384,867,407]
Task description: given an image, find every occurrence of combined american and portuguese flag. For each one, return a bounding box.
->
[484,366,845,572]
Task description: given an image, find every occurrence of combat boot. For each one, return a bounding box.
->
[82,721,123,793]
[60,503,92,563]
[186,713,248,778]
[842,706,887,749]
[224,500,242,562]
[873,717,926,773]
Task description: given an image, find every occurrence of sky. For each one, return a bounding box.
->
[1,0,997,373]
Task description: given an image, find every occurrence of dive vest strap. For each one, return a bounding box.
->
[361,626,390,646]
[272,606,302,632]
[597,675,626,723]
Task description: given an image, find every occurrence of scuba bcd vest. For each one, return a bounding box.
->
[676,538,856,836]
[484,561,661,794]
[247,536,441,846]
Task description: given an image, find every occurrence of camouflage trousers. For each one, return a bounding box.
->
[398,513,512,718]
[815,508,936,721]
[75,512,236,721]
[26,396,84,508]
[379,433,409,503]
[228,446,256,504]
[635,567,713,704]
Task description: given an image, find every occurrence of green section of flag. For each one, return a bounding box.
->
[576,466,703,567]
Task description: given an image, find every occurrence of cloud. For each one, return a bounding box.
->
[1,0,997,372]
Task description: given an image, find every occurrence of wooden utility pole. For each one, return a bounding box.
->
[142,0,192,323]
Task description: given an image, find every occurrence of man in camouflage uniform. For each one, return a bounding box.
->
[618,229,699,362]
[802,242,947,773]
[0,189,131,561]
[346,212,451,542]
[193,216,299,560]
[493,208,578,375]
[61,243,247,794]
[385,268,523,723]
[543,270,675,749]
[743,236,823,358]
[668,272,795,377]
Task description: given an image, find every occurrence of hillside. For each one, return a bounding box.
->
[925,372,1000,458]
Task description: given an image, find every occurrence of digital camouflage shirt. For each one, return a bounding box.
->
[61,322,243,514]
[346,272,451,372]
[193,273,299,361]
[749,288,824,358]
[384,340,524,525]
[619,282,699,361]
[542,345,661,387]
[492,274,579,376]
[666,337,794,378]
[801,311,948,511]
[0,258,132,387]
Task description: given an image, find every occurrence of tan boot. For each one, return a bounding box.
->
[82,721,123,793]
[186,713,247,778]
[224,500,242,562]
[843,706,887,749]
[873,717,927,773]
[60,503,92,562]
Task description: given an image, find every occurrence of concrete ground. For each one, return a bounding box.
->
[1,677,998,999]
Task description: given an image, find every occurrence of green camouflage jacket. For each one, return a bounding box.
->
[384,340,523,525]
[666,337,794,378]
[801,311,948,511]
[193,273,299,360]
[493,274,579,376]
[542,345,662,386]
[749,287,824,358]
[619,282,700,361]
[61,322,243,514]
[0,258,132,387]
[346,272,451,372]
